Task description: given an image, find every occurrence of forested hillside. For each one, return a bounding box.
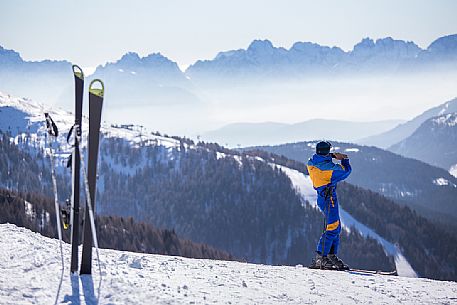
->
[96,137,393,270]
[338,183,457,280]
[249,141,457,227]
[0,188,234,261]
[0,131,394,272]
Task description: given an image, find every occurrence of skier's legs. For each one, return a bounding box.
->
[329,232,340,254]
[316,226,340,256]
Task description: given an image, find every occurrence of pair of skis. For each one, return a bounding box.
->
[69,65,104,275]
[307,266,397,276]
[347,268,398,276]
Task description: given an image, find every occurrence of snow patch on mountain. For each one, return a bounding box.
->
[0,91,182,157]
[450,164,457,178]
[344,148,360,152]
[438,102,449,115]
[433,177,456,187]
[432,112,457,127]
[2,223,454,305]
[276,165,316,207]
[339,210,417,278]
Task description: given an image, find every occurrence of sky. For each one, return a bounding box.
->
[1,0,457,70]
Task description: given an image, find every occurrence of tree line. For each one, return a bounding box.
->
[0,188,234,261]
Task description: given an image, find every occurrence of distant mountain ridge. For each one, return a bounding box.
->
[202,119,404,147]
[186,35,457,83]
[0,46,71,107]
[1,34,456,88]
[94,52,186,83]
[359,97,457,148]
[389,112,457,172]
[89,51,202,107]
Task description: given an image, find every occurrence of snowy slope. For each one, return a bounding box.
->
[0,91,182,158]
[276,165,418,278]
[1,224,455,305]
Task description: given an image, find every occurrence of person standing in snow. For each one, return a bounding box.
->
[307,141,352,270]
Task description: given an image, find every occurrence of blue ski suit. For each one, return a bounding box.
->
[307,154,351,256]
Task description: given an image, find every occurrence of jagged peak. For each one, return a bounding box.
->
[290,41,322,50]
[375,37,420,49]
[427,34,457,52]
[352,37,422,55]
[290,41,345,54]
[119,52,141,62]
[143,52,176,64]
[353,37,376,51]
[0,45,24,62]
[247,39,275,52]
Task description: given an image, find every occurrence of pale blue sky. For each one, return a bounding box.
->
[1,0,456,69]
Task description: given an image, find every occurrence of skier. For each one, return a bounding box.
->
[307,141,351,270]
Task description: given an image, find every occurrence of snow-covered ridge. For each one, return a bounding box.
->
[2,223,455,305]
[432,112,457,127]
[0,91,183,152]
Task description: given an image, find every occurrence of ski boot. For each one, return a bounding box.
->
[328,254,349,271]
[309,253,338,270]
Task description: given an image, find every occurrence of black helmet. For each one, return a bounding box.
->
[316,141,332,155]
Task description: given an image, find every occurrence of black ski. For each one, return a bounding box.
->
[70,64,84,274]
[80,79,104,275]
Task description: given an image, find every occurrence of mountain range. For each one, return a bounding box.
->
[1,34,457,136]
[202,119,404,147]
[186,34,457,84]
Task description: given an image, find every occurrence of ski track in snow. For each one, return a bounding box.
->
[1,224,455,305]
[277,165,418,278]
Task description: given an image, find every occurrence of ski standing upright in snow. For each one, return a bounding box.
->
[70,64,84,274]
[80,79,105,275]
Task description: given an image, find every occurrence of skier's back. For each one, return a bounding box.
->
[307,141,352,270]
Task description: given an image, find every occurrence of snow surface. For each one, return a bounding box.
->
[1,224,455,305]
[0,91,183,165]
[432,177,456,187]
[276,165,316,207]
[344,148,360,153]
[277,166,418,278]
[450,164,457,178]
[432,112,457,127]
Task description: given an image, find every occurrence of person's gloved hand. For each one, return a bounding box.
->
[332,152,348,160]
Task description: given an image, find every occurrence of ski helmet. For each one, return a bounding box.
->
[316,141,332,155]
